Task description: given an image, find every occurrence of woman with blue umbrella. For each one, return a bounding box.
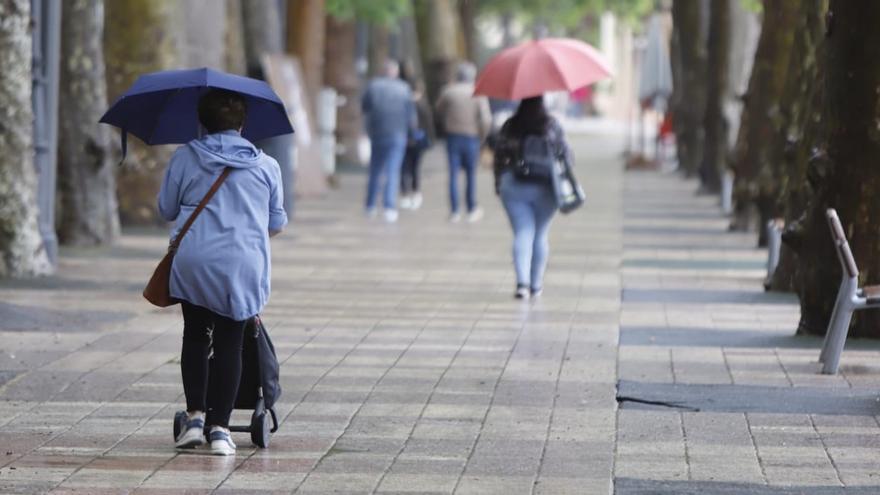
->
[102,69,291,455]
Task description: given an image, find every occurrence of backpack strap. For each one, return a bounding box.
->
[169,168,231,252]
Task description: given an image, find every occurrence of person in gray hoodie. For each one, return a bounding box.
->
[157,89,287,455]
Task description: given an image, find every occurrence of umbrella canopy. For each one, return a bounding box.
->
[638,14,673,108]
[100,67,293,151]
[474,38,612,100]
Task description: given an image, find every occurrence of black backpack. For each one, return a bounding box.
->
[513,134,557,181]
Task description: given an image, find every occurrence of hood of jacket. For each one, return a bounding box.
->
[188,130,263,170]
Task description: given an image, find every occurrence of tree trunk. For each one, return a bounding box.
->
[57,0,120,246]
[178,0,227,69]
[287,0,326,112]
[324,16,362,166]
[698,0,731,194]
[241,0,284,78]
[728,0,798,239]
[225,0,248,74]
[414,0,461,105]
[368,23,390,77]
[671,0,708,177]
[104,0,183,225]
[0,0,52,276]
[767,0,827,292]
[458,0,477,61]
[788,0,880,337]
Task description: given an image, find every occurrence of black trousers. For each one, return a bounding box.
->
[401,145,424,195]
[180,302,247,428]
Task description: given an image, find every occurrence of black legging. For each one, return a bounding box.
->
[180,302,246,428]
[401,144,424,195]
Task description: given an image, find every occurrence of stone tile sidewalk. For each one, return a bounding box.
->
[0,129,622,494]
[4,126,880,495]
[616,170,880,494]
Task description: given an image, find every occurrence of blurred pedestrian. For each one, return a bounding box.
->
[362,60,416,223]
[399,61,435,211]
[436,62,492,223]
[491,96,570,299]
[158,89,287,455]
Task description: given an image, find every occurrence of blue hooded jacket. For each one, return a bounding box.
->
[157,130,287,321]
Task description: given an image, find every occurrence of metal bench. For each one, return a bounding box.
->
[818,209,880,374]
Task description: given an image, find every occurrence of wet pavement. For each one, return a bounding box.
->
[1,124,880,494]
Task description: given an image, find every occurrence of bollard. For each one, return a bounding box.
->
[317,87,346,177]
[721,170,734,215]
[764,218,784,289]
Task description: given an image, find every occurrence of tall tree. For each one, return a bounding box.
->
[57,0,120,246]
[458,0,478,61]
[728,0,798,238]
[414,0,462,105]
[768,0,827,292]
[225,0,248,75]
[287,0,326,112]
[104,0,183,224]
[671,0,708,177]
[0,0,52,276]
[323,16,362,165]
[698,0,731,193]
[368,23,391,76]
[786,0,880,337]
[241,0,284,77]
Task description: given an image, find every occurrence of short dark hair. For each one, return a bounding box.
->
[197,89,247,133]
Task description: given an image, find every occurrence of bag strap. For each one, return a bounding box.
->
[170,167,231,251]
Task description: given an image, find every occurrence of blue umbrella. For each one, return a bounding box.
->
[100,67,293,157]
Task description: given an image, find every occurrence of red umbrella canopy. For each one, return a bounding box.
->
[475,38,613,100]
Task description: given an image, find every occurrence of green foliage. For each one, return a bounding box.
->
[740,0,763,14]
[326,0,411,25]
[478,0,654,29]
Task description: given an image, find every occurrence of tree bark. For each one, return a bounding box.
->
[104,0,183,224]
[728,0,798,239]
[368,23,391,77]
[671,0,708,177]
[787,0,880,337]
[0,0,52,276]
[323,16,363,165]
[414,0,461,105]
[698,0,731,194]
[225,0,248,74]
[768,0,827,292]
[287,0,326,112]
[57,0,120,246]
[241,0,284,78]
[458,0,477,61]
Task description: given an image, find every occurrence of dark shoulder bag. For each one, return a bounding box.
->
[143,168,231,307]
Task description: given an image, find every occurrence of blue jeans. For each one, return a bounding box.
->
[499,173,557,289]
[366,135,407,210]
[446,134,481,213]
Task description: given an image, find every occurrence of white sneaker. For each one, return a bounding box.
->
[411,193,423,210]
[449,212,462,223]
[175,413,205,449]
[384,209,399,223]
[400,196,413,210]
[515,285,530,299]
[209,427,236,456]
[467,207,484,223]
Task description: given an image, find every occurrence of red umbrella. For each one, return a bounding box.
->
[474,38,612,100]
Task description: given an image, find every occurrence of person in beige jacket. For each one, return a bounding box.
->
[436,62,492,223]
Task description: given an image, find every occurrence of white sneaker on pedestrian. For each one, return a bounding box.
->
[449,212,462,223]
[515,285,530,300]
[467,207,484,223]
[384,209,399,223]
[400,195,413,210]
[209,427,236,456]
[175,412,205,449]
[411,193,423,210]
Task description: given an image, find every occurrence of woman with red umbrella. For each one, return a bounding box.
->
[479,38,611,299]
